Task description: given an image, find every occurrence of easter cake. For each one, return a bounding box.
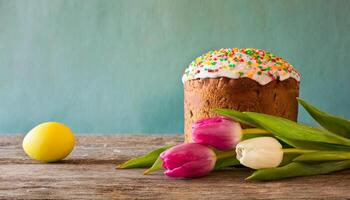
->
[183,48,300,142]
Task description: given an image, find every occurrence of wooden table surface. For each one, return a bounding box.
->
[1,135,350,200]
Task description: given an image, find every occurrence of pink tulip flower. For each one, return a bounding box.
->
[192,116,242,151]
[160,143,216,178]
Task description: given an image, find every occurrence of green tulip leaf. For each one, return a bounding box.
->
[248,160,350,181]
[294,151,350,162]
[242,133,272,140]
[298,98,350,138]
[215,107,350,146]
[116,144,174,169]
[144,156,163,175]
[276,136,350,151]
[244,112,350,147]
[214,108,259,127]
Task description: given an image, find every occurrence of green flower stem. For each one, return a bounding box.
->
[242,128,270,135]
[215,150,236,160]
[214,150,240,170]
[294,151,350,162]
[214,157,240,170]
[282,148,316,154]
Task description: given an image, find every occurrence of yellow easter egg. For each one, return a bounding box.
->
[22,122,75,162]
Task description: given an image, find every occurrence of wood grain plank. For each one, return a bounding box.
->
[1,136,350,199]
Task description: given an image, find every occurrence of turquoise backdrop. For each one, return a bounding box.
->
[0,0,349,134]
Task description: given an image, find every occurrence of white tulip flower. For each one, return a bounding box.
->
[235,137,283,169]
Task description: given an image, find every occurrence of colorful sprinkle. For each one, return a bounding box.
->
[182,48,300,85]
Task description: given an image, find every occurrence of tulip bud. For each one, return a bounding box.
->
[235,137,283,169]
[160,143,216,178]
[192,116,242,151]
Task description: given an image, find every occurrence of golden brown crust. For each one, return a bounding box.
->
[184,77,299,142]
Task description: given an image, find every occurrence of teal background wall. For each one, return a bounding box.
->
[0,0,349,134]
